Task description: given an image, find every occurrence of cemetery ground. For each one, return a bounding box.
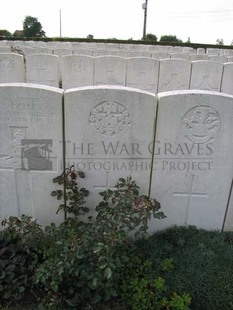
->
[1,226,233,310]
[1,171,233,309]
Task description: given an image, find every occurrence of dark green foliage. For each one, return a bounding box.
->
[160,35,182,43]
[23,16,46,38]
[52,165,89,218]
[0,215,44,307]
[144,33,158,42]
[0,168,219,310]
[35,175,165,309]
[136,226,233,310]
[120,256,190,310]
[0,29,12,37]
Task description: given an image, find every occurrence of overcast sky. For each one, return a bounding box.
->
[1,0,233,45]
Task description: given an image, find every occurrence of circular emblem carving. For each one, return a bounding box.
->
[89,101,131,137]
[182,105,220,143]
[69,59,85,73]
[0,57,14,72]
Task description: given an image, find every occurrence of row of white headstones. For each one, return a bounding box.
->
[0,83,232,233]
[1,53,233,95]
[1,40,233,55]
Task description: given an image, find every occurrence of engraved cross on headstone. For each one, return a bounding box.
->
[163,73,186,89]
[173,174,207,225]
[29,61,55,86]
[94,171,116,192]
[195,75,216,91]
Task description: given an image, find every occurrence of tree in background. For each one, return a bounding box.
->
[160,35,182,43]
[23,16,45,38]
[0,29,12,37]
[144,33,158,42]
[216,38,224,45]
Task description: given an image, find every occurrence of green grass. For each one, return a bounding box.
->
[135,226,233,310]
[2,226,233,310]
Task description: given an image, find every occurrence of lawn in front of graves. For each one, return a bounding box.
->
[1,223,233,310]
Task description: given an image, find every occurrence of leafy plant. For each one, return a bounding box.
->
[135,226,233,310]
[35,170,165,309]
[120,255,191,310]
[51,165,89,219]
[0,215,44,307]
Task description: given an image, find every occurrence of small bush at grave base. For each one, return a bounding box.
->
[0,215,44,307]
[35,168,167,309]
[0,167,192,310]
[120,256,191,310]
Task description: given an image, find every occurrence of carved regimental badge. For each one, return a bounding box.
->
[89,101,131,137]
[0,57,14,72]
[182,105,220,143]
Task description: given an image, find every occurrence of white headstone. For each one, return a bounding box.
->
[0,53,25,83]
[146,45,160,52]
[0,47,11,53]
[26,54,60,87]
[58,42,72,49]
[105,43,119,50]
[170,46,184,53]
[73,49,93,56]
[71,42,86,49]
[61,55,94,89]
[197,48,206,55]
[33,47,53,54]
[95,43,106,49]
[189,54,208,61]
[126,57,159,93]
[64,86,156,213]
[190,61,223,91]
[158,59,191,92]
[132,51,151,58]
[207,48,220,55]
[221,63,233,95]
[92,50,115,56]
[127,44,145,51]
[94,56,127,86]
[183,47,196,54]
[109,50,131,58]
[36,41,47,48]
[22,47,35,56]
[149,90,233,232]
[0,84,64,226]
[24,41,36,48]
[151,52,170,60]
[53,48,73,57]
[226,50,233,56]
[223,186,233,231]
[208,55,227,63]
[170,53,190,60]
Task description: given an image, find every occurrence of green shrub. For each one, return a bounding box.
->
[135,226,233,310]
[120,255,191,310]
[0,215,44,307]
[35,171,165,309]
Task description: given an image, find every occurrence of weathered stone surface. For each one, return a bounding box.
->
[0,84,64,226]
[126,57,159,93]
[149,90,233,232]
[64,86,157,214]
[0,53,25,83]
[158,59,191,92]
